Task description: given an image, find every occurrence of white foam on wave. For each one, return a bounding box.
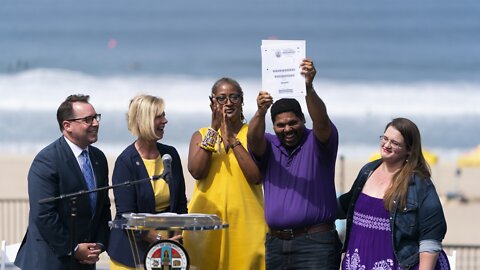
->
[1,69,479,118]
[320,80,480,117]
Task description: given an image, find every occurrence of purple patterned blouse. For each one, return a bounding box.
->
[342,192,450,270]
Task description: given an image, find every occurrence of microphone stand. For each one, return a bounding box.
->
[38,175,164,269]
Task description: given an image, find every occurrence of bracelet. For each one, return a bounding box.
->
[230,140,241,149]
[199,128,219,152]
[199,143,216,152]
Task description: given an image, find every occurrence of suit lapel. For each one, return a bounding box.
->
[59,137,98,219]
[131,145,156,212]
[88,148,106,218]
[59,137,89,192]
[88,150,101,189]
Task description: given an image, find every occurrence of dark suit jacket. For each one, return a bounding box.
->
[15,137,111,270]
[107,142,188,267]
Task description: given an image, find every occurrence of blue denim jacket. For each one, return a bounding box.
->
[338,159,447,269]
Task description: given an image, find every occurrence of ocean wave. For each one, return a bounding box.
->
[2,69,479,117]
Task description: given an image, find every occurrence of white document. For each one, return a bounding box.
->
[261,40,306,98]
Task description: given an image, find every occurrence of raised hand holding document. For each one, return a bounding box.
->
[261,40,306,98]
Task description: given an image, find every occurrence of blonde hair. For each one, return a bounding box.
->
[127,94,165,141]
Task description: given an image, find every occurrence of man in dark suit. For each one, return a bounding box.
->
[15,94,111,270]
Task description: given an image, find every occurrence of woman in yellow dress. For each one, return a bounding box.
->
[183,78,267,270]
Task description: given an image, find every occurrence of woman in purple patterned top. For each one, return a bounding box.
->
[338,118,450,270]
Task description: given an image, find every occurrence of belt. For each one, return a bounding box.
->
[269,223,335,240]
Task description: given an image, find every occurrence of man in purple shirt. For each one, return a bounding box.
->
[248,59,342,269]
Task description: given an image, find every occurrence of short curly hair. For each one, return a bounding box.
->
[270,98,304,123]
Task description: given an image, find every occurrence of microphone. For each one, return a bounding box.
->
[158,153,172,183]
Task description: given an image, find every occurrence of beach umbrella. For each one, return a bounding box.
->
[368,149,438,166]
[457,145,480,168]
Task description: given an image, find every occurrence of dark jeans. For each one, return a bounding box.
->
[266,229,342,270]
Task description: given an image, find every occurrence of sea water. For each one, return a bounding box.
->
[1,0,479,162]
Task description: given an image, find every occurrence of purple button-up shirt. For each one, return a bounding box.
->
[258,123,338,229]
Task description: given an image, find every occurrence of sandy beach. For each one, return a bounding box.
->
[1,154,479,247]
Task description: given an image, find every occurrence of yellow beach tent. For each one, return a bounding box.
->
[369,149,438,166]
[457,145,480,168]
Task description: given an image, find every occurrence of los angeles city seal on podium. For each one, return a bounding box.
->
[144,239,189,270]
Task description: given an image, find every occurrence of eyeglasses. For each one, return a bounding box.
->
[67,114,101,125]
[212,94,242,105]
[379,135,404,149]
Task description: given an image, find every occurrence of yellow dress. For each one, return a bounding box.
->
[183,124,267,270]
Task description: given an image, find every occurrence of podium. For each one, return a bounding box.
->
[110,213,228,270]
